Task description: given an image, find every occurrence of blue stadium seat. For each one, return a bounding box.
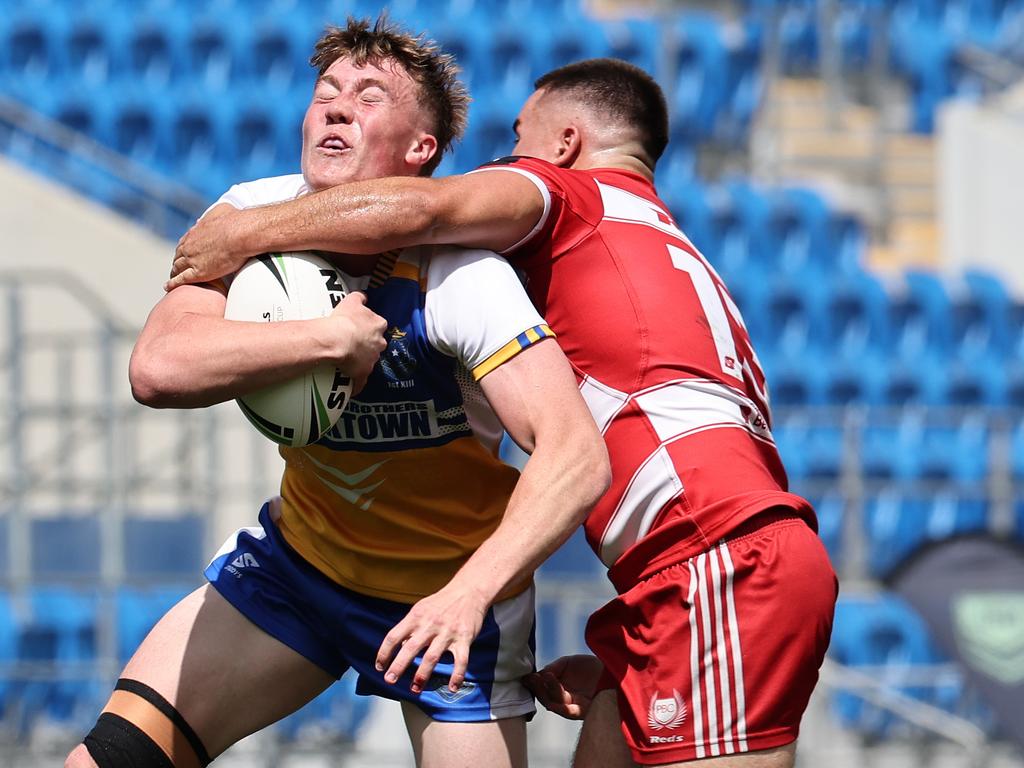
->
[1010,419,1024,482]
[94,88,169,171]
[949,269,1011,362]
[182,14,239,92]
[670,14,728,141]
[716,20,763,144]
[471,20,533,99]
[806,489,845,568]
[530,19,607,81]
[124,515,206,580]
[829,593,944,736]
[1,8,61,85]
[17,587,102,733]
[819,271,890,359]
[602,17,661,74]
[918,417,991,483]
[30,516,102,579]
[891,20,956,132]
[0,592,17,720]
[778,0,819,74]
[888,270,952,360]
[166,91,234,197]
[824,208,867,276]
[771,415,844,480]
[822,353,887,406]
[64,11,120,89]
[864,488,991,576]
[122,12,185,88]
[762,276,817,357]
[246,16,317,91]
[761,350,825,406]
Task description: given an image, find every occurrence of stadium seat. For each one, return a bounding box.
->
[1,8,60,85]
[1010,419,1024,482]
[864,488,991,576]
[822,353,887,406]
[670,14,729,141]
[716,19,764,144]
[30,515,102,579]
[17,587,102,733]
[762,276,817,357]
[123,13,184,89]
[471,20,533,99]
[778,0,820,74]
[94,88,169,171]
[829,593,945,736]
[64,11,120,89]
[888,270,952,361]
[819,271,890,360]
[0,592,17,719]
[182,14,239,92]
[948,269,1011,363]
[530,20,607,81]
[247,15,317,91]
[123,515,206,580]
[602,16,661,74]
[761,350,825,406]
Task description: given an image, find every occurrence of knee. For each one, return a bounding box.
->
[65,744,97,768]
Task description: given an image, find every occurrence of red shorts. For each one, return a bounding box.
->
[586,516,838,765]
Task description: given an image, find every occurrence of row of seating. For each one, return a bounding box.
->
[775,414,1024,483]
[829,592,995,736]
[0,584,371,741]
[0,5,763,184]
[746,0,1024,131]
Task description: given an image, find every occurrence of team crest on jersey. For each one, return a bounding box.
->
[648,690,686,730]
[378,326,418,388]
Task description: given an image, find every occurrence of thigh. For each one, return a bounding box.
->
[402,701,527,768]
[119,584,335,758]
[574,689,637,768]
[586,519,836,765]
[347,585,537,723]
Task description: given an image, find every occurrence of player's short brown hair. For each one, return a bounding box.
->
[311,16,469,176]
[535,58,669,169]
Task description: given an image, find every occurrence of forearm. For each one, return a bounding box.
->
[240,177,442,257]
[450,435,610,604]
[130,314,336,409]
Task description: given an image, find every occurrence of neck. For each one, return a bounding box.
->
[572,149,654,182]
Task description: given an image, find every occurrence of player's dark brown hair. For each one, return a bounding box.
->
[535,58,669,169]
[311,16,469,175]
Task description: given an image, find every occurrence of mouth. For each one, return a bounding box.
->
[317,134,351,155]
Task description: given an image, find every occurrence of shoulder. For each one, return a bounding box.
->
[213,174,310,211]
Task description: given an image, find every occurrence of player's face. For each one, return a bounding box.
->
[511,89,568,164]
[302,57,436,190]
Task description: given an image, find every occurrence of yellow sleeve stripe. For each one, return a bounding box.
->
[471,324,555,381]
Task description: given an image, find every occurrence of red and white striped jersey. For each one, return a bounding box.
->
[473,157,815,583]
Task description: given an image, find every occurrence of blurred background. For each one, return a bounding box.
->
[2,0,1024,765]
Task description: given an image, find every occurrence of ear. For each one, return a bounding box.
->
[551,124,581,168]
[406,133,439,172]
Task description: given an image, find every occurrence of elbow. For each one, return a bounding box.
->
[573,438,612,520]
[128,348,178,408]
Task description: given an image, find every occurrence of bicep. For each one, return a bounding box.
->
[432,171,547,254]
[478,338,589,455]
[138,283,227,342]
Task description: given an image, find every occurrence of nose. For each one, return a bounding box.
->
[324,94,353,125]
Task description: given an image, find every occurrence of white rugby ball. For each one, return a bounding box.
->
[224,251,353,447]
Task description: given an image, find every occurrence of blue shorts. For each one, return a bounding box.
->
[205,501,537,722]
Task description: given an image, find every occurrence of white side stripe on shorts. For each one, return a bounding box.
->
[720,541,749,751]
[687,542,748,757]
[687,559,706,758]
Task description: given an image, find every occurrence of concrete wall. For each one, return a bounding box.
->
[0,157,281,547]
[938,96,1024,297]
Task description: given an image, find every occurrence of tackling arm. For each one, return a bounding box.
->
[168,172,546,289]
[374,337,610,693]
